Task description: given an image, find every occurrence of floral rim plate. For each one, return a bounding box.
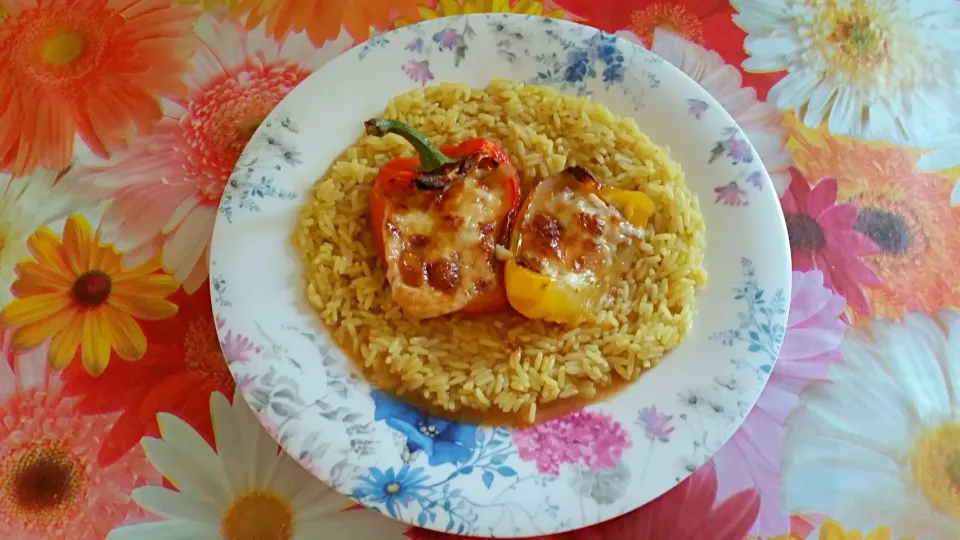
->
[209,14,791,538]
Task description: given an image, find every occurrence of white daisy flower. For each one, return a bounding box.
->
[648,28,793,196]
[108,391,411,540]
[0,167,96,307]
[732,0,960,146]
[783,310,960,538]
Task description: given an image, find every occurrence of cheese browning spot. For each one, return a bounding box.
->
[510,167,647,321]
[380,164,516,317]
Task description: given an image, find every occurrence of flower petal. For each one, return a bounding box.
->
[817,202,857,230]
[92,244,125,275]
[62,214,96,275]
[870,314,951,424]
[1,292,71,326]
[100,306,147,361]
[81,310,113,376]
[27,227,74,279]
[10,261,73,296]
[10,304,77,352]
[141,436,230,511]
[112,271,179,296]
[780,327,845,362]
[155,411,227,483]
[208,392,247,486]
[803,82,835,128]
[107,520,221,540]
[48,311,84,370]
[786,270,830,326]
[769,70,818,112]
[826,228,879,256]
[109,291,179,320]
[163,206,216,283]
[790,249,815,272]
[828,85,859,137]
[807,178,838,217]
[130,485,220,523]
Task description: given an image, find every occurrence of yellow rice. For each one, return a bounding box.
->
[295,80,706,423]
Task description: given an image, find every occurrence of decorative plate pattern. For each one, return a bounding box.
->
[209,14,791,537]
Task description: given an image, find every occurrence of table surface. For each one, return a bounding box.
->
[1,0,958,539]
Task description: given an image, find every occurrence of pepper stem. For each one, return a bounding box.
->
[365,118,457,173]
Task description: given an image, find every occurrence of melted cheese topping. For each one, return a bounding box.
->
[382,165,510,319]
[515,170,644,294]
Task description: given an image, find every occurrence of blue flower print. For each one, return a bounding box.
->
[588,32,622,64]
[602,62,625,83]
[372,391,478,465]
[352,465,429,518]
[564,49,590,82]
[596,43,618,65]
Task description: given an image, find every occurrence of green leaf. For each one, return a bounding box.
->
[482,470,495,489]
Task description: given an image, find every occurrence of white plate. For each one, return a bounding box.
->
[210,14,791,538]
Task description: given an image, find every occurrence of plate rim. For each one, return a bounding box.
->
[209,12,792,537]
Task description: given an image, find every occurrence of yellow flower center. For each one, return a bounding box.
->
[911,422,960,520]
[71,270,112,308]
[630,2,704,48]
[41,30,86,66]
[221,489,295,540]
[384,482,401,495]
[809,5,905,88]
[0,441,86,530]
[831,14,887,67]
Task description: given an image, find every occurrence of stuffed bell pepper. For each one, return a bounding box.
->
[502,166,655,325]
[365,118,521,320]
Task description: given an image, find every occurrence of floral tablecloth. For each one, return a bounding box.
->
[1,0,958,539]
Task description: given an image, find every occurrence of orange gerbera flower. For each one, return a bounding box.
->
[0,0,198,175]
[788,113,960,321]
[0,215,178,376]
[233,0,425,45]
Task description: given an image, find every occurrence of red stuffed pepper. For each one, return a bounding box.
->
[365,118,521,320]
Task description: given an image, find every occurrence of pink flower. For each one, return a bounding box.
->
[216,318,261,364]
[712,269,847,536]
[0,346,160,539]
[715,181,748,206]
[512,409,631,475]
[405,38,424,53]
[432,30,463,51]
[781,170,882,314]
[75,16,353,293]
[637,406,675,440]
[530,462,760,540]
[221,331,260,364]
[402,60,435,86]
[725,138,752,164]
[687,99,709,119]
[652,29,792,195]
